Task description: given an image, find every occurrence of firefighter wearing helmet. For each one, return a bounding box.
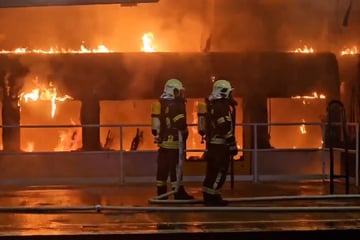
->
[200,79,238,206]
[151,78,194,200]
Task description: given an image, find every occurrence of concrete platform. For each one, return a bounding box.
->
[0,149,341,185]
[0,180,359,239]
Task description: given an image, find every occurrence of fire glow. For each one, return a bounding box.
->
[290,45,314,54]
[20,81,73,118]
[300,119,306,134]
[291,92,326,100]
[341,46,358,55]
[0,32,157,54]
[0,44,113,54]
[141,32,156,52]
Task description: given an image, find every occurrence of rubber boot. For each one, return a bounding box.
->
[174,185,194,200]
[203,192,228,206]
[157,186,168,200]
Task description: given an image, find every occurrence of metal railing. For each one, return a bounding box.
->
[0,121,359,186]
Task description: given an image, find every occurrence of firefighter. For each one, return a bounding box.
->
[151,78,194,200]
[200,79,238,206]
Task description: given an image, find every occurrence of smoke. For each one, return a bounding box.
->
[211,0,360,51]
[0,0,359,52]
[0,0,205,52]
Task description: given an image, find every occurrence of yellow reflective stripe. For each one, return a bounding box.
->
[173,113,185,122]
[166,117,171,128]
[216,117,225,124]
[171,181,181,188]
[156,180,167,187]
[225,115,231,121]
[213,172,222,190]
[202,186,220,195]
[210,138,226,144]
[159,141,179,149]
[224,131,233,139]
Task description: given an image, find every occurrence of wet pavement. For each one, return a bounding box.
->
[0,180,360,239]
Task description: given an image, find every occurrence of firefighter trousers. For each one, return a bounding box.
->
[156,147,179,185]
[203,143,230,194]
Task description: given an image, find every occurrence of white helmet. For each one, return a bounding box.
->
[161,78,184,99]
[209,79,233,100]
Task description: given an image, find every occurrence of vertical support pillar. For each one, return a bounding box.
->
[2,97,20,152]
[242,95,271,150]
[1,74,21,152]
[242,95,270,176]
[80,94,101,151]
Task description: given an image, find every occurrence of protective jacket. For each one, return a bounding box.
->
[158,97,188,149]
[205,98,236,145]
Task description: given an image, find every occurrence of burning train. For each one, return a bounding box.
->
[0,49,340,152]
[0,49,346,183]
[0,0,360,184]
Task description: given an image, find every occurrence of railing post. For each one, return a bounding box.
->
[119,126,124,184]
[321,121,326,181]
[356,123,359,187]
[253,123,258,183]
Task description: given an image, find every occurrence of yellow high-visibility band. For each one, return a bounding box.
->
[173,114,185,122]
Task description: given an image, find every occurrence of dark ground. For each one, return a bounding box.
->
[0,180,360,239]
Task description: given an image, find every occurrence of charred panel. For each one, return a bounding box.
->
[0,52,340,152]
[0,52,340,100]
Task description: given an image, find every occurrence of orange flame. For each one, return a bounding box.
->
[300,119,306,134]
[290,45,314,54]
[291,92,326,100]
[54,119,82,152]
[341,46,358,56]
[141,32,156,52]
[291,92,326,105]
[24,142,34,152]
[0,44,113,54]
[20,80,73,118]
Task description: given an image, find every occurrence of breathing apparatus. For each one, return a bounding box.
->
[197,101,207,144]
[151,101,161,143]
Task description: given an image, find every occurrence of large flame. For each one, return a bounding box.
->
[0,44,112,54]
[341,46,358,56]
[20,80,73,118]
[290,93,324,147]
[54,119,82,152]
[290,45,314,54]
[141,32,156,52]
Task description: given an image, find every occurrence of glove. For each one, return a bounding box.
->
[228,141,238,156]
